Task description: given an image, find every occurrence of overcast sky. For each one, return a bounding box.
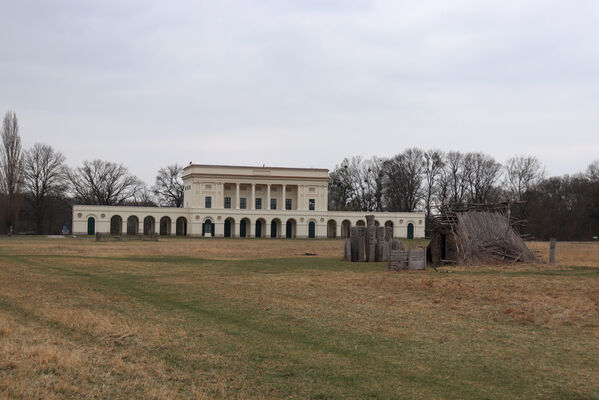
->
[1,0,598,184]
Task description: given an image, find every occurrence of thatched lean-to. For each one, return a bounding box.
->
[428,210,536,267]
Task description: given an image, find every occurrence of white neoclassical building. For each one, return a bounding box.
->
[72,164,425,239]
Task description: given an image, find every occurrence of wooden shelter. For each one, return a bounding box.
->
[428,203,536,267]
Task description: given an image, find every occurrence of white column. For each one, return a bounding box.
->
[251,184,256,210]
[138,221,144,235]
[121,220,127,235]
[282,184,286,210]
[336,223,342,238]
[267,184,271,210]
[298,185,304,210]
[236,183,240,209]
[170,220,177,236]
[265,220,271,238]
[218,181,224,209]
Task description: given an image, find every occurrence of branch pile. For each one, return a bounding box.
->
[453,211,536,264]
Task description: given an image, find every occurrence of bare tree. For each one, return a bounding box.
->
[152,164,184,207]
[504,155,545,200]
[382,148,424,212]
[327,156,383,211]
[443,151,469,205]
[129,186,157,207]
[361,157,384,211]
[587,159,599,182]
[328,163,354,211]
[23,143,67,233]
[422,149,444,217]
[0,111,24,231]
[464,152,502,204]
[67,160,142,205]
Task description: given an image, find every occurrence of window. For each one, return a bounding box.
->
[271,198,277,210]
[240,197,247,209]
[224,197,231,209]
[256,198,262,210]
[285,199,292,210]
[309,199,315,211]
[205,196,212,208]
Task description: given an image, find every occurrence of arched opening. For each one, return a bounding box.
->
[356,220,365,227]
[375,220,380,227]
[87,217,95,235]
[327,220,337,238]
[255,218,265,238]
[160,217,171,236]
[308,221,316,239]
[176,217,187,236]
[127,216,139,235]
[224,218,234,238]
[240,218,250,238]
[407,223,414,239]
[385,221,394,240]
[270,218,281,238]
[286,219,296,239]
[143,216,155,235]
[110,215,122,235]
[341,220,351,238]
[203,219,214,237]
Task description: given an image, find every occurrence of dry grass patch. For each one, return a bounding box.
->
[527,240,599,266]
[1,238,598,399]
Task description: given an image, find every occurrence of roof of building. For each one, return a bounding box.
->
[183,163,328,172]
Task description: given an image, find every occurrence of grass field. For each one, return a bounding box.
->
[1,237,598,399]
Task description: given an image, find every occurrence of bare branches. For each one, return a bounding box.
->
[586,159,599,182]
[504,155,545,200]
[24,143,67,200]
[463,152,502,204]
[152,164,184,207]
[328,156,382,211]
[23,143,67,233]
[381,148,425,212]
[67,160,142,205]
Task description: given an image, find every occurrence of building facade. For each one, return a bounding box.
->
[72,164,425,239]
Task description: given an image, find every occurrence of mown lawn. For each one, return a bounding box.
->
[0,238,598,399]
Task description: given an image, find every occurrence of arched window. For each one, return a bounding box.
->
[203,219,213,237]
[271,220,278,238]
[308,221,316,239]
[176,217,187,236]
[127,216,139,235]
[87,217,95,235]
[240,219,247,237]
[255,220,262,238]
[286,219,296,239]
[407,223,414,239]
[224,218,234,238]
[160,217,171,236]
[327,220,336,238]
[110,215,122,235]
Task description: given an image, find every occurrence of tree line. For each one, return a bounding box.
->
[0,111,184,234]
[328,149,599,240]
[1,110,597,240]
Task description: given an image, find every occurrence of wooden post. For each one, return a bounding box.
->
[549,238,556,264]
